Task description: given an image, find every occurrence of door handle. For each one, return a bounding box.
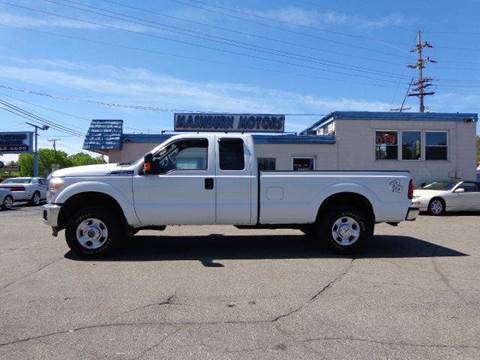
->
[204,178,214,190]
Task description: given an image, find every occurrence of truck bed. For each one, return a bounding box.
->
[258,170,412,224]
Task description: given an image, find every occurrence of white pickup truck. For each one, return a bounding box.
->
[43,133,418,258]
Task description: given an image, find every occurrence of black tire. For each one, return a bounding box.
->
[2,195,14,210]
[428,197,445,216]
[30,191,41,206]
[315,206,372,254]
[65,207,124,258]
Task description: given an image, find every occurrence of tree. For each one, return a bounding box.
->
[477,136,480,165]
[18,149,104,177]
[68,152,105,167]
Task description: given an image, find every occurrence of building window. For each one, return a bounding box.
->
[402,131,421,160]
[376,131,398,160]
[426,132,448,160]
[317,121,335,135]
[293,157,315,171]
[258,158,276,171]
[219,138,245,170]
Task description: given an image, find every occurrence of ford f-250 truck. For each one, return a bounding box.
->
[42,133,418,258]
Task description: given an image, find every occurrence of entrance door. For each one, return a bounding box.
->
[215,137,253,225]
[133,137,216,225]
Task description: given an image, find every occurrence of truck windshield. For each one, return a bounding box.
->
[422,181,457,191]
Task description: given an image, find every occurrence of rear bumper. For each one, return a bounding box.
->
[42,204,61,227]
[405,206,419,221]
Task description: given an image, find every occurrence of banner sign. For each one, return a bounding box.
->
[174,113,285,133]
[0,132,33,153]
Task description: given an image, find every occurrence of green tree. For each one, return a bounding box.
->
[19,149,72,177]
[477,136,480,164]
[68,152,105,167]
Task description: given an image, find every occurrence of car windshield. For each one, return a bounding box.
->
[2,178,32,184]
[422,181,457,191]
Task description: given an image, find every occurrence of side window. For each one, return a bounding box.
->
[426,132,448,160]
[376,131,398,160]
[458,182,478,193]
[293,157,314,171]
[402,131,421,160]
[219,138,245,170]
[258,158,276,171]
[152,139,208,173]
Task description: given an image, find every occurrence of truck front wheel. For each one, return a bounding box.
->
[65,207,123,258]
[317,206,371,254]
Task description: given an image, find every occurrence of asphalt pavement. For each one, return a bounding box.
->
[0,205,479,359]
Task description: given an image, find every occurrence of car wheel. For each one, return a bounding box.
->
[316,206,371,254]
[30,191,41,206]
[428,198,445,216]
[65,207,124,258]
[2,195,14,210]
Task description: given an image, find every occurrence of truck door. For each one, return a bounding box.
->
[215,137,253,225]
[133,137,216,225]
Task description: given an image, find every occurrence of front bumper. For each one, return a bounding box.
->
[405,206,419,221]
[42,204,61,227]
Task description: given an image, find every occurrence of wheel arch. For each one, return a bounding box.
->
[58,192,128,230]
[316,192,375,230]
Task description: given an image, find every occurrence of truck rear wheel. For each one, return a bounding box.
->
[317,206,371,254]
[65,207,123,258]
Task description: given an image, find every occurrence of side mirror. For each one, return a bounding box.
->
[454,188,465,193]
[143,153,153,175]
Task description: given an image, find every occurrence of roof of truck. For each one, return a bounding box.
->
[301,111,478,135]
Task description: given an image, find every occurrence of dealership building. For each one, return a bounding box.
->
[83,111,478,186]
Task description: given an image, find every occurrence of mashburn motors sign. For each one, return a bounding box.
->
[0,132,33,153]
[174,113,285,133]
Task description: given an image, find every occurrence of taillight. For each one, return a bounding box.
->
[9,186,25,191]
[408,180,414,200]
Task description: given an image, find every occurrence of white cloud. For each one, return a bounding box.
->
[252,6,405,29]
[0,59,396,117]
[0,11,154,32]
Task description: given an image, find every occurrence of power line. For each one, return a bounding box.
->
[44,0,409,81]
[169,0,411,59]
[98,0,409,68]
[2,1,409,85]
[0,98,85,137]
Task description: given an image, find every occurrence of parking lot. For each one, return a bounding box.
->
[0,206,479,359]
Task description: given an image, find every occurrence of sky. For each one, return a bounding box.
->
[0,0,479,161]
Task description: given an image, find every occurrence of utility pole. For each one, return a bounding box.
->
[25,122,49,177]
[48,138,61,153]
[408,30,436,112]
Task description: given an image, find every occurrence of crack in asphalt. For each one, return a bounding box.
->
[431,255,466,303]
[272,258,355,322]
[0,257,63,292]
[300,336,480,350]
[120,295,178,316]
[131,327,182,360]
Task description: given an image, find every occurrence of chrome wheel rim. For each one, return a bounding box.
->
[331,216,361,246]
[430,200,443,215]
[3,196,13,209]
[76,218,109,250]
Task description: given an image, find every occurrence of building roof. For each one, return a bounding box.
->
[83,120,123,151]
[301,111,479,135]
[252,134,335,144]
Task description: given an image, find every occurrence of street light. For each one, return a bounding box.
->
[25,122,49,177]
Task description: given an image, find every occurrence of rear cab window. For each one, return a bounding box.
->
[219,138,245,170]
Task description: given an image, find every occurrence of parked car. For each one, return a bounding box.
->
[0,177,48,205]
[0,188,14,210]
[43,133,418,258]
[413,180,480,215]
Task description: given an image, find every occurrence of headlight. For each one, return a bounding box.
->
[47,177,65,202]
[49,177,65,192]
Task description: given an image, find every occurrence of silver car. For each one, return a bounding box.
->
[413,181,480,215]
[0,177,48,206]
[0,188,14,210]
